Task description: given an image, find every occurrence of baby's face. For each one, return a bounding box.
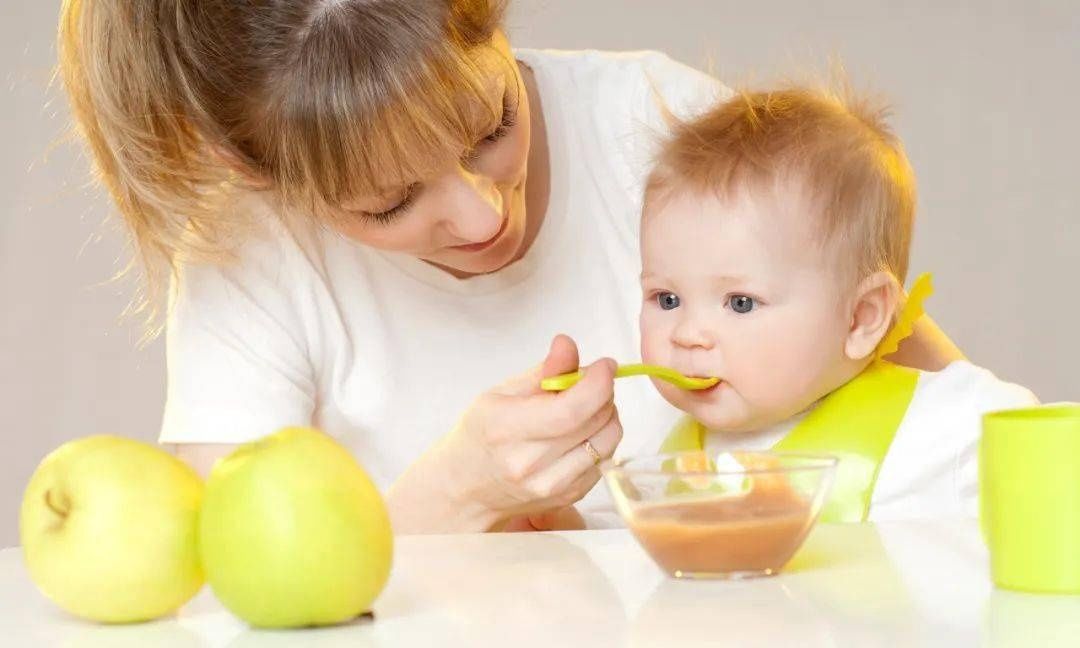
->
[640,187,858,432]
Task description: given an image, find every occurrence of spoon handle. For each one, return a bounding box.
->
[540,364,718,392]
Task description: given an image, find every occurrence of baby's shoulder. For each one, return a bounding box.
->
[911,361,1037,415]
[890,360,1037,457]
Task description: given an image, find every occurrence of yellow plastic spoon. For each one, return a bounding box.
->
[540,363,720,392]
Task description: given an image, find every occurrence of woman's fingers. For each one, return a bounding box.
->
[495,334,580,397]
[465,334,623,519]
[527,506,587,531]
[535,388,617,464]
[483,394,617,509]
[530,358,617,438]
[548,457,608,508]
[521,408,622,502]
[539,334,580,381]
[486,356,615,443]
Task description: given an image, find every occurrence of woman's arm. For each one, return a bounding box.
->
[884,315,965,371]
[159,235,317,455]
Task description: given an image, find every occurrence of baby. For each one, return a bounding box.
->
[639,85,1037,521]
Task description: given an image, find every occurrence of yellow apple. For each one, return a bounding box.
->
[199,427,393,628]
[19,435,204,623]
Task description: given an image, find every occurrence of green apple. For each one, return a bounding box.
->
[199,427,393,628]
[19,435,204,623]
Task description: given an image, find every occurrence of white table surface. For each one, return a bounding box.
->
[3,520,1079,647]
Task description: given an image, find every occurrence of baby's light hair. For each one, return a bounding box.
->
[645,82,916,283]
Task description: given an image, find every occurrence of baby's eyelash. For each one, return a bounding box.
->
[643,289,675,301]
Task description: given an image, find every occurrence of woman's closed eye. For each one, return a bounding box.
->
[483,94,518,144]
[363,93,517,224]
[364,184,419,224]
[463,95,519,165]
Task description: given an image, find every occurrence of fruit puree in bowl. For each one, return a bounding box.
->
[603,451,837,579]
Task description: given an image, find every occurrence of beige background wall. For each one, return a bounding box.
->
[2,0,1077,546]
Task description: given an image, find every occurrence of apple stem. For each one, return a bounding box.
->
[44,489,71,520]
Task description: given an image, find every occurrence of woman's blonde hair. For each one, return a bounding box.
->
[59,0,507,332]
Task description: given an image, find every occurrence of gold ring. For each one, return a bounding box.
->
[583,439,602,466]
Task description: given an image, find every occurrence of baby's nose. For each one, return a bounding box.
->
[671,316,717,350]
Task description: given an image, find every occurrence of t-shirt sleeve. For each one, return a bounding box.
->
[158,233,316,445]
[610,51,731,226]
[638,50,730,124]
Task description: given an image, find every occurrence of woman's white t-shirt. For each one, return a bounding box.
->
[159,49,726,517]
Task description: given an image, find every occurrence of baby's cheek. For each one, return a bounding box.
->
[641,337,659,364]
[760,334,835,408]
[737,329,817,407]
[639,320,665,363]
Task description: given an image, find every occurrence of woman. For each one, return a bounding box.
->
[59,0,961,532]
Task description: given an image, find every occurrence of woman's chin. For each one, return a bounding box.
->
[440,222,527,275]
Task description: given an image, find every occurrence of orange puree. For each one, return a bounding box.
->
[627,485,813,577]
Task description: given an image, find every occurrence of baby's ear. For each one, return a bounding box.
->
[845,272,901,361]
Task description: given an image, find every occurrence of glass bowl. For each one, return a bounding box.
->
[602,450,837,579]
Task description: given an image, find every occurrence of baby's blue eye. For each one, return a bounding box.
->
[657,292,681,311]
[729,295,755,314]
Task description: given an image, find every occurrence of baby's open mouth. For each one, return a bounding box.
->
[686,376,722,394]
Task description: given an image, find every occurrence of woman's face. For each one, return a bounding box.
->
[333,33,533,277]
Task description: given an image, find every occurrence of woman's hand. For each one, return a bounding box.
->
[501,506,588,532]
[386,335,621,534]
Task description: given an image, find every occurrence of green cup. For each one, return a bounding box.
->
[981,405,1080,594]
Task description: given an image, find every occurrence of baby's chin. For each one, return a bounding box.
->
[670,391,786,434]
[655,380,795,433]
[693,408,767,434]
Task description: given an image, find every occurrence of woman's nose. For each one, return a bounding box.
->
[671,312,716,350]
[442,167,504,243]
